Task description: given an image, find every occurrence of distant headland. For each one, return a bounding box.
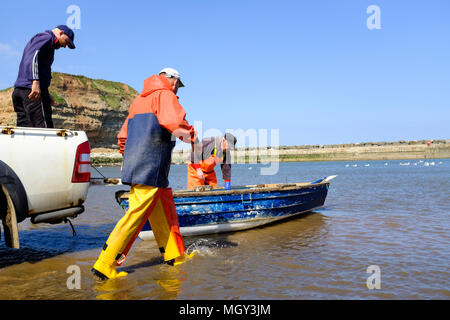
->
[91,139,450,166]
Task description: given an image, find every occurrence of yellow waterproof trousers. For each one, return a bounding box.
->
[92,184,186,280]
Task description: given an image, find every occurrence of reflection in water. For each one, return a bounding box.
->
[95,277,130,300]
[157,267,187,299]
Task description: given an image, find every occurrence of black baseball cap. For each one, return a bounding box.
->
[56,25,76,49]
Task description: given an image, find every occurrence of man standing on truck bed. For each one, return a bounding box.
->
[92,68,200,280]
[12,25,76,128]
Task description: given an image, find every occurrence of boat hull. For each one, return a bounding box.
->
[116,181,330,240]
[139,208,319,240]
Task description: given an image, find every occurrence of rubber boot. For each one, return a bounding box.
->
[166,252,196,266]
[92,250,128,280]
[174,251,196,266]
[92,261,128,281]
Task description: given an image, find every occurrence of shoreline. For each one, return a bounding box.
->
[91,139,450,166]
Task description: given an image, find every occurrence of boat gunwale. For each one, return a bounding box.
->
[176,190,318,206]
[118,182,330,200]
[174,182,329,198]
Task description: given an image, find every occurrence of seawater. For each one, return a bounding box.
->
[0,160,449,299]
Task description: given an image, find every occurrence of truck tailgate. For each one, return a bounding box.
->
[0,127,90,215]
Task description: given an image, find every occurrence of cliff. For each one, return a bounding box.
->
[0,72,138,148]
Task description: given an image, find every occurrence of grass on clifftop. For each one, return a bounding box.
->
[49,90,67,106]
[51,72,138,110]
[53,72,138,95]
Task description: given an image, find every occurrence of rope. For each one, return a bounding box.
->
[64,218,77,236]
[91,165,107,179]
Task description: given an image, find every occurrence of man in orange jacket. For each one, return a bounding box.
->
[187,133,237,190]
[92,68,199,280]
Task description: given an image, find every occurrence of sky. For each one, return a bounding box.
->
[0,0,449,148]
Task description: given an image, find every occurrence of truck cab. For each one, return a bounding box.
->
[0,126,91,248]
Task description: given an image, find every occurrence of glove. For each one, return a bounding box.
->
[224,180,231,190]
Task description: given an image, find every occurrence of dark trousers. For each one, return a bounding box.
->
[11,87,53,128]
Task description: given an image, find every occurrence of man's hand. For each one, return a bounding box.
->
[28,80,41,101]
[196,168,205,182]
[49,93,55,106]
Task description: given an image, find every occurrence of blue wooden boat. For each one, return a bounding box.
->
[114,175,337,240]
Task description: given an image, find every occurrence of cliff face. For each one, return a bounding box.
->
[0,72,138,148]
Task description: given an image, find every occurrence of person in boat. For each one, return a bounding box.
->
[92,68,200,280]
[187,133,237,190]
[12,25,76,128]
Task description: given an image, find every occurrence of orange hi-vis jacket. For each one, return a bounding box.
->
[118,75,197,187]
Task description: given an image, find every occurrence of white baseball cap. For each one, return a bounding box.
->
[159,67,185,87]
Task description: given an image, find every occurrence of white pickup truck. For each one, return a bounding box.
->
[0,126,91,248]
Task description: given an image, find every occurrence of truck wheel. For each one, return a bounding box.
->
[0,185,20,249]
